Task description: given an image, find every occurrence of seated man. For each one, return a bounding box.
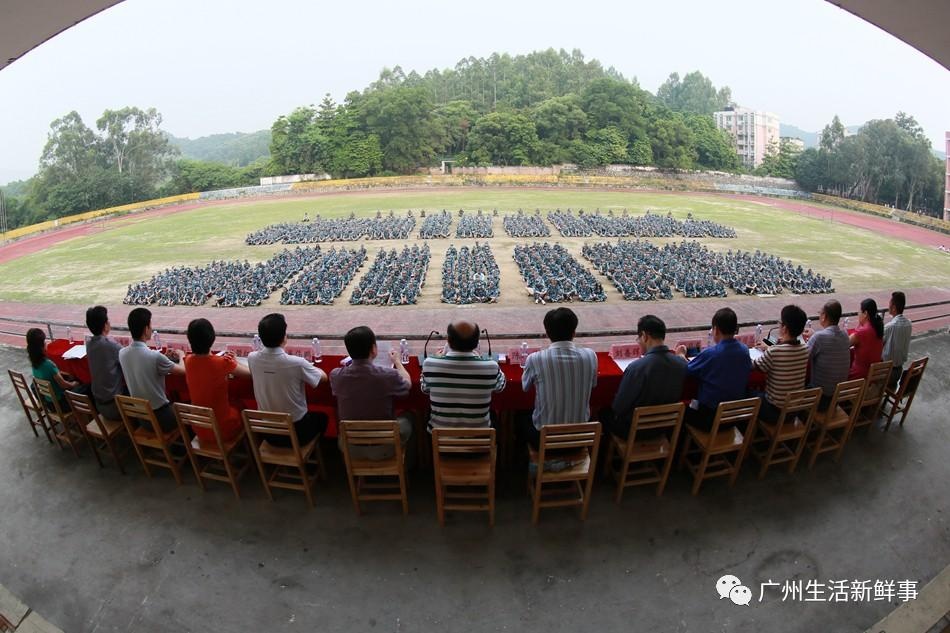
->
[184,318,251,443]
[421,319,506,430]
[602,315,686,439]
[805,299,851,410]
[330,326,413,460]
[118,308,185,433]
[675,307,751,431]
[753,305,809,423]
[247,313,328,447]
[518,308,598,449]
[85,305,126,421]
[882,291,912,388]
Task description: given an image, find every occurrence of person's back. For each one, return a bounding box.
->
[118,308,183,432]
[882,291,912,387]
[184,318,248,443]
[753,305,809,423]
[421,320,506,430]
[85,305,125,420]
[806,300,850,407]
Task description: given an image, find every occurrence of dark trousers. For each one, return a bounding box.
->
[150,403,178,434]
[684,404,717,432]
[514,411,542,451]
[267,411,328,448]
[758,398,782,424]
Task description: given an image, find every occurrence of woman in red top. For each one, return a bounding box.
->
[184,318,250,443]
[848,298,884,380]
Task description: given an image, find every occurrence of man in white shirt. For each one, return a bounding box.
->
[248,313,328,447]
[883,291,913,388]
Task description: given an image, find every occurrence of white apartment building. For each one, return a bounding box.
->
[714,107,780,169]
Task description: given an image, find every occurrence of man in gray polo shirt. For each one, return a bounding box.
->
[883,291,912,388]
[805,299,851,410]
[85,305,126,420]
[118,307,184,432]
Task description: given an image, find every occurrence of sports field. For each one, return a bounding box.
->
[0,189,947,306]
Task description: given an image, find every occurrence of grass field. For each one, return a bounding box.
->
[0,189,947,305]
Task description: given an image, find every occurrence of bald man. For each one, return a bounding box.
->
[421,319,506,430]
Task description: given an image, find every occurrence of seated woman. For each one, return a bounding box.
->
[848,298,885,380]
[183,318,251,444]
[26,328,81,412]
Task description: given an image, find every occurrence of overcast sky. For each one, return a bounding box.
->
[1,0,948,184]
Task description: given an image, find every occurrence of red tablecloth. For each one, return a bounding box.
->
[47,341,761,436]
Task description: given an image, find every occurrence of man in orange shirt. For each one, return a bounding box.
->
[184,318,251,442]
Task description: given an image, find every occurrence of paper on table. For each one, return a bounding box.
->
[612,357,639,372]
[374,341,393,368]
[749,348,764,362]
[62,345,87,360]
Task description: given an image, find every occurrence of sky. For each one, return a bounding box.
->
[1,0,949,185]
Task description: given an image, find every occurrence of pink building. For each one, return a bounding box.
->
[945,132,949,222]
[714,106,780,169]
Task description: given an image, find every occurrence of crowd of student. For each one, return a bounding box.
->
[440,243,500,304]
[583,240,834,301]
[418,210,453,239]
[25,292,913,482]
[123,248,322,307]
[245,213,416,244]
[514,243,607,304]
[455,213,494,238]
[503,211,550,238]
[279,246,367,305]
[349,245,430,306]
[547,209,737,238]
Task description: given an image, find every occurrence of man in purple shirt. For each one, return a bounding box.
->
[330,326,413,460]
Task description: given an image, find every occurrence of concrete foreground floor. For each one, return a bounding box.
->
[1,334,949,633]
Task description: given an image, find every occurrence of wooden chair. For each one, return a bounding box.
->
[339,420,408,516]
[242,409,325,507]
[115,395,186,484]
[851,360,893,436]
[806,378,866,467]
[33,378,84,457]
[750,387,821,478]
[527,422,601,524]
[65,391,128,473]
[432,428,496,526]
[174,403,249,499]
[882,357,928,431]
[602,402,684,502]
[679,397,760,495]
[8,370,52,443]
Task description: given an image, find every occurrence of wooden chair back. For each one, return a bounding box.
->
[115,394,185,484]
[884,356,928,430]
[174,403,247,499]
[34,378,83,456]
[751,387,821,478]
[65,390,127,473]
[242,409,321,507]
[680,397,760,495]
[432,428,496,526]
[605,402,684,502]
[853,360,893,431]
[807,378,866,468]
[339,420,407,516]
[8,370,52,442]
[529,422,602,524]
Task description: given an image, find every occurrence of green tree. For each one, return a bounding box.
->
[270,106,327,175]
[649,111,695,169]
[685,114,739,170]
[466,111,539,165]
[755,139,802,179]
[96,107,178,201]
[657,71,731,115]
[360,86,440,173]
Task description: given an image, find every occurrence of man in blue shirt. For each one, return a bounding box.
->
[675,307,751,431]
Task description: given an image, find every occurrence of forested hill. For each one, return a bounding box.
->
[167,130,270,166]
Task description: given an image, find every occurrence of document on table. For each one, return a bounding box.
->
[612,357,639,372]
[62,345,87,360]
[749,348,764,362]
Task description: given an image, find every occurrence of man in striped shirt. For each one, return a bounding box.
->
[421,319,506,430]
[753,304,810,423]
[517,307,598,449]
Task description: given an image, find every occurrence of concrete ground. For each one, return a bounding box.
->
[1,333,948,633]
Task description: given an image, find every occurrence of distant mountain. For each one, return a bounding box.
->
[780,123,861,149]
[167,130,271,166]
[0,178,31,197]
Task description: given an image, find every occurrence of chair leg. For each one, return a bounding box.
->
[345,467,361,516]
[221,450,242,500]
[531,475,543,525]
[300,463,315,508]
[691,451,710,495]
[581,472,596,521]
[399,468,409,516]
[254,459,273,501]
[808,429,826,468]
[657,453,675,497]
[105,435,127,474]
[86,432,105,469]
[615,460,629,504]
[164,446,183,485]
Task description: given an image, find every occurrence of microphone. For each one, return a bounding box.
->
[423,330,440,359]
[480,328,492,359]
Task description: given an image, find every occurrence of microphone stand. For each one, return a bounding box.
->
[481,328,492,359]
[423,330,440,360]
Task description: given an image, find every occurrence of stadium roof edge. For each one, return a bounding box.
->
[0,2,948,73]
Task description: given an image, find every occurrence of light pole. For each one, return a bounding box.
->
[0,189,7,240]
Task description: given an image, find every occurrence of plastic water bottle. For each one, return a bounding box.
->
[152,330,162,348]
[805,319,812,332]
[311,337,322,363]
[519,341,528,368]
[252,334,262,352]
[399,338,410,365]
[843,316,851,331]
[707,328,713,348]
[65,326,72,342]
[755,324,763,344]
